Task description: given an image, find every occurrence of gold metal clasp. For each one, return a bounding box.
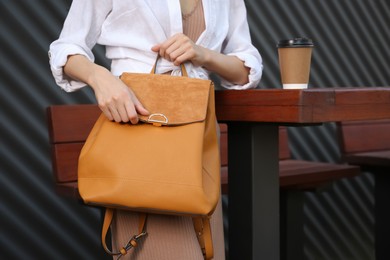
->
[147,113,168,126]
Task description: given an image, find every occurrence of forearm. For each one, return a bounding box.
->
[201,48,249,85]
[63,54,110,90]
[63,54,149,123]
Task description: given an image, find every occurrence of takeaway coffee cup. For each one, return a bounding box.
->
[277,38,314,89]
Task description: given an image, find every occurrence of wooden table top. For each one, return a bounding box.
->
[215,87,390,123]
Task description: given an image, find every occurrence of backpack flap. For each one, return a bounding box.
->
[120,72,212,126]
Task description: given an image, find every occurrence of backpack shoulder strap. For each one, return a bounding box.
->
[193,216,214,260]
[102,208,147,257]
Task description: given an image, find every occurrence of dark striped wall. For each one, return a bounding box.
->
[1,0,389,259]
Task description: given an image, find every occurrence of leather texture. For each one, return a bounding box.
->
[78,65,220,259]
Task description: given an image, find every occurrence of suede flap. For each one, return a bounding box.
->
[120,72,212,126]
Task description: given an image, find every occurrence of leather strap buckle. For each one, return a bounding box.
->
[117,231,148,259]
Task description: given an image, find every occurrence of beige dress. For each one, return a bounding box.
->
[111,1,226,259]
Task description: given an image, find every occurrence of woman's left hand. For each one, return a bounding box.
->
[151,33,208,67]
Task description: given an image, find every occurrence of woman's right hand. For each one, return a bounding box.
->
[64,55,149,123]
[89,66,149,123]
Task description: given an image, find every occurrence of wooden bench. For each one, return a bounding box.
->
[220,126,360,193]
[337,119,390,260]
[337,120,390,168]
[47,104,360,260]
[47,105,101,198]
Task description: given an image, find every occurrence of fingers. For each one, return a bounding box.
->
[153,33,196,65]
[98,89,149,124]
[127,92,150,124]
[151,44,160,52]
[123,100,140,124]
[134,103,150,116]
[100,99,136,124]
[100,107,114,121]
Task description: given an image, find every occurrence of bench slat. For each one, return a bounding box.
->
[338,119,390,154]
[279,160,358,189]
[343,151,390,168]
[47,105,101,143]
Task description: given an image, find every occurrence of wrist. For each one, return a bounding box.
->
[201,48,214,70]
[87,65,109,90]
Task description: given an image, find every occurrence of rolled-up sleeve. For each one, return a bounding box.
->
[49,44,94,92]
[48,0,112,92]
[220,0,263,90]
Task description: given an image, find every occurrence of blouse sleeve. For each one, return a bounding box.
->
[48,0,112,92]
[220,0,263,90]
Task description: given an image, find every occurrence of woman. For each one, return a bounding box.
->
[49,0,262,259]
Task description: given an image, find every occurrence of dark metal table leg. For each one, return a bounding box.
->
[375,171,390,260]
[280,191,305,260]
[228,123,279,260]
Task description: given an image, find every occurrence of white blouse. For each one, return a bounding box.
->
[49,0,263,91]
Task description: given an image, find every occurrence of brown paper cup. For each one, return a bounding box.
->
[277,38,314,89]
